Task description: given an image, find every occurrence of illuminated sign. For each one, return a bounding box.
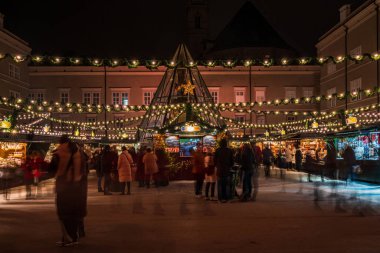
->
[346,116,358,125]
[311,121,319,129]
[0,120,11,129]
[180,122,201,132]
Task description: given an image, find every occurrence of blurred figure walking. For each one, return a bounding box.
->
[192,143,205,197]
[143,148,158,188]
[136,147,146,187]
[240,143,255,201]
[204,148,216,200]
[262,145,274,177]
[54,135,86,247]
[215,139,234,203]
[101,145,116,195]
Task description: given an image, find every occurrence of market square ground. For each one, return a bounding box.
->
[1,169,380,253]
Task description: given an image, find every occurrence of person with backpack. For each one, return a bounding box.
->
[117,146,134,195]
[54,135,86,247]
[204,148,216,200]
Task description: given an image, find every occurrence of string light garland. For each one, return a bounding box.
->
[2,52,380,67]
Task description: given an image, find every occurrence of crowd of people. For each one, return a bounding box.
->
[91,145,169,196]
[15,134,362,247]
[191,139,262,203]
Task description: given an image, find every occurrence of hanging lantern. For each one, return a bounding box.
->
[74,128,80,136]
[281,129,286,136]
[0,119,11,129]
[346,115,358,125]
[312,121,319,129]
[264,130,270,137]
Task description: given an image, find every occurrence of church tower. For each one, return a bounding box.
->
[185,0,208,58]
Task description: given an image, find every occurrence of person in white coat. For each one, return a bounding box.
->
[285,146,293,171]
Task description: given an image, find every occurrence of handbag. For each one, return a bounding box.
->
[131,163,137,173]
[353,165,362,174]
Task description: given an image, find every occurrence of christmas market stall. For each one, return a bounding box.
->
[333,128,380,183]
[138,44,226,179]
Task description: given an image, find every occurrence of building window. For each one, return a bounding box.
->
[327,62,336,75]
[256,115,266,125]
[112,92,129,105]
[9,63,20,80]
[121,92,129,105]
[83,91,101,105]
[143,91,153,105]
[327,87,337,107]
[86,116,97,123]
[255,90,266,102]
[112,92,120,105]
[29,90,45,103]
[285,87,297,99]
[209,88,219,104]
[287,116,296,122]
[59,89,70,104]
[141,88,156,105]
[235,114,246,123]
[93,93,100,105]
[9,90,20,98]
[302,87,313,97]
[234,88,246,103]
[350,78,362,101]
[83,93,91,104]
[350,45,362,57]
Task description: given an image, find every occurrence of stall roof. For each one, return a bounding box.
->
[282,133,325,140]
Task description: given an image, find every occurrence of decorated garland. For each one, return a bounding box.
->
[2,51,380,67]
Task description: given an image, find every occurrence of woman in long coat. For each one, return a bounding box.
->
[55,135,85,246]
[142,147,158,188]
[118,146,134,195]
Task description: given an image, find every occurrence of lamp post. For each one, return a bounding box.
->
[104,64,108,140]
[249,65,253,137]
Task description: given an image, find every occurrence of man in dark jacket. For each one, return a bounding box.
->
[295,146,303,172]
[214,138,234,202]
[240,143,255,201]
[262,145,274,177]
[101,145,116,195]
[342,144,356,182]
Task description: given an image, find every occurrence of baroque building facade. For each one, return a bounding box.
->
[1,0,378,137]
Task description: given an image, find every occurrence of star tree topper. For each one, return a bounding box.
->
[179,80,195,95]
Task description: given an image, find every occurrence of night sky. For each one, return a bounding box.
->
[0,0,364,58]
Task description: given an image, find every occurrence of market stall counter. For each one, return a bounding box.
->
[335,130,380,183]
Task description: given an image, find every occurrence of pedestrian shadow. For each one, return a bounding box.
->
[202,201,216,216]
[153,198,165,216]
[132,196,145,214]
[179,196,191,216]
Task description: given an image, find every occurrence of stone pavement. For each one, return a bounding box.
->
[1,169,380,253]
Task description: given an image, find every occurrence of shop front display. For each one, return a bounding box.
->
[0,142,26,169]
[336,132,380,161]
[335,130,380,183]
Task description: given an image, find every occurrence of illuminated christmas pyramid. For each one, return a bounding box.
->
[138,44,225,140]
